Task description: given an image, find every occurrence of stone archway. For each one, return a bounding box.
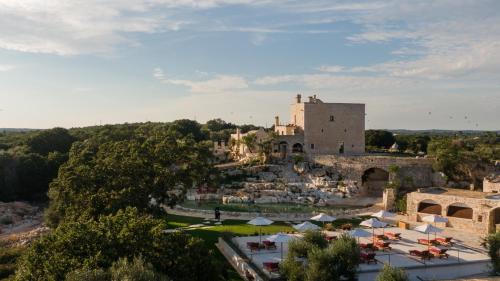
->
[417,199,442,215]
[489,207,500,233]
[446,203,473,219]
[278,141,288,159]
[292,143,303,153]
[362,168,389,196]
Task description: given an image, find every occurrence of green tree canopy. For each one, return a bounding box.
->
[45,130,214,225]
[376,264,409,281]
[26,127,76,156]
[15,208,218,281]
[365,130,396,149]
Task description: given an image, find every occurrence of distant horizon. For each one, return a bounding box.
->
[1,1,499,130]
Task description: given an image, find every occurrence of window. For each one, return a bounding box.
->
[478,215,483,222]
[321,128,324,133]
[310,143,315,149]
[344,128,347,133]
[329,115,335,122]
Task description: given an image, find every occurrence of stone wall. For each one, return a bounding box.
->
[483,175,500,192]
[312,155,434,189]
[407,188,500,236]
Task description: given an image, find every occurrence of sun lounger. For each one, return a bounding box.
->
[374,241,391,251]
[246,242,260,251]
[430,247,449,259]
[360,251,377,264]
[435,237,453,246]
[385,232,401,240]
[409,249,432,260]
[262,240,277,250]
[263,262,280,273]
[360,243,374,250]
[417,238,436,246]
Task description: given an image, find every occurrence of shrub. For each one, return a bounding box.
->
[279,257,305,281]
[65,268,109,281]
[302,230,328,249]
[305,247,339,281]
[287,239,313,259]
[376,264,409,281]
[329,234,360,280]
[484,231,500,274]
[110,257,170,281]
[0,263,17,279]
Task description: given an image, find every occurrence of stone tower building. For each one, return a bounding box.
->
[274,94,365,156]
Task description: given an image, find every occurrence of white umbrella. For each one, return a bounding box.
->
[267,233,294,259]
[371,210,396,219]
[293,221,320,232]
[348,228,372,243]
[415,223,443,250]
[422,214,448,224]
[310,213,336,227]
[360,218,388,242]
[248,217,274,242]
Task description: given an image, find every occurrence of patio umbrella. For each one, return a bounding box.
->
[293,221,321,232]
[248,217,274,243]
[348,228,372,243]
[422,215,448,239]
[371,210,395,233]
[310,213,337,227]
[360,218,388,242]
[267,232,294,260]
[414,223,442,250]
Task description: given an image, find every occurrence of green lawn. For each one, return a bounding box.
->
[165,214,371,281]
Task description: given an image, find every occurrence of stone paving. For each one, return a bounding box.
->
[231,226,490,279]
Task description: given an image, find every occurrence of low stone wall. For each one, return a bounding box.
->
[216,237,266,281]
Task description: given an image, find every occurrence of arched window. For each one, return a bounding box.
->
[292,143,303,153]
[417,200,442,215]
[447,203,473,219]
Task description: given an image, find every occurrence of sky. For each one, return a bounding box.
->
[0,0,499,130]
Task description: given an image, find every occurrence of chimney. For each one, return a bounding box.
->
[275,116,280,127]
[308,96,314,103]
[236,128,241,138]
[296,94,302,103]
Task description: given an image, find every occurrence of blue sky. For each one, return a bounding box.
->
[0,0,499,130]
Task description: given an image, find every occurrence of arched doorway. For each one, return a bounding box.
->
[417,200,442,215]
[362,168,389,196]
[447,203,473,219]
[489,207,500,233]
[278,141,288,159]
[292,143,303,153]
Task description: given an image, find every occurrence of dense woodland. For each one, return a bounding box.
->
[0,121,498,280]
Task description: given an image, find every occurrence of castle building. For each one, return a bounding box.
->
[274,94,365,157]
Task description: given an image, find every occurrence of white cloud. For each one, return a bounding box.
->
[0,64,14,71]
[153,68,248,93]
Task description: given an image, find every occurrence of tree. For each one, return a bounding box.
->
[484,231,500,275]
[15,208,218,281]
[305,247,339,281]
[45,131,214,225]
[169,119,206,142]
[376,264,409,281]
[365,130,395,149]
[329,234,360,280]
[241,133,257,153]
[109,257,169,281]
[26,127,76,156]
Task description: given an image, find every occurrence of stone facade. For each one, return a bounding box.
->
[313,154,435,195]
[274,94,365,157]
[407,187,500,236]
[483,174,500,193]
